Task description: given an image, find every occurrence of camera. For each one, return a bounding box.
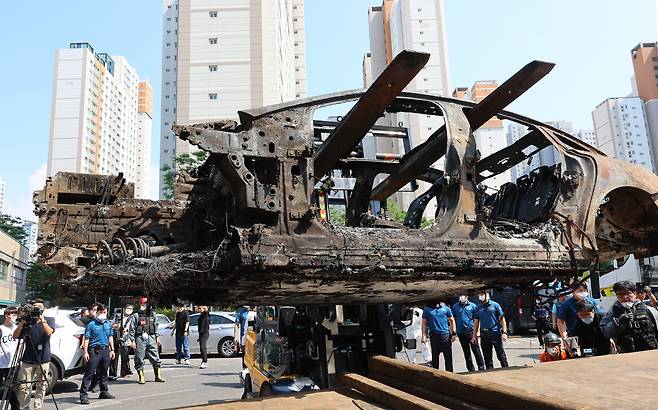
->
[17,303,43,326]
[113,308,122,322]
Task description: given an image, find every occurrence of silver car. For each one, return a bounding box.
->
[158,312,238,358]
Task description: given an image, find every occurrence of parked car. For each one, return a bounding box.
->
[158,311,238,358]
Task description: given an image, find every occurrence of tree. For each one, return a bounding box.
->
[0,213,27,242]
[161,151,209,199]
[26,263,62,304]
[386,199,433,228]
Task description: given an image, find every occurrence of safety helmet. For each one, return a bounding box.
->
[139,296,148,305]
[543,332,561,345]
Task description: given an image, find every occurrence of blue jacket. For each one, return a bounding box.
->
[452,301,478,334]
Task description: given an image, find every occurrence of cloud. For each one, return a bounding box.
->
[4,163,47,222]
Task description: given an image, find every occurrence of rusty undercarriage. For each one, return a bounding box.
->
[35,51,658,304]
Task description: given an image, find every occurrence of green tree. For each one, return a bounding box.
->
[386,199,433,228]
[0,214,27,242]
[26,263,61,304]
[161,151,209,199]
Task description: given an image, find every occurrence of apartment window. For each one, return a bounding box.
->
[654,66,658,70]
[418,8,422,11]
[209,38,218,45]
[167,17,171,21]
[0,260,8,280]
[419,31,424,35]
[209,65,218,72]
[209,93,218,100]
[209,11,218,17]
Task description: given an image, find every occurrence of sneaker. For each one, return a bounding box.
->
[184,359,190,365]
[199,362,207,369]
[80,397,90,405]
[175,359,181,364]
[99,392,115,400]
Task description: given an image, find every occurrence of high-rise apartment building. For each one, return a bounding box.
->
[364,0,450,215]
[576,129,597,147]
[453,81,510,192]
[21,221,38,261]
[592,97,655,172]
[631,43,658,170]
[47,43,152,196]
[159,0,306,198]
[0,176,5,213]
[136,81,153,198]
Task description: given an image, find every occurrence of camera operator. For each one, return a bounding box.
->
[12,299,54,410]
[0,307,19,409]
[600,280,658,353]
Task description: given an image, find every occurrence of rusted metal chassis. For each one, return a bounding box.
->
[38,53,658,303]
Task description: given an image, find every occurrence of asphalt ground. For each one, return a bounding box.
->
[35,336,543,409]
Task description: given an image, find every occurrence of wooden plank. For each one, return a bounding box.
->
[368,355,584,410]
[465,350,658,410]
[369,371,487,410]
[177,387,386,409]
[338,372,447,410]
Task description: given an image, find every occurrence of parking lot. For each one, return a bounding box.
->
[36,336,542,409]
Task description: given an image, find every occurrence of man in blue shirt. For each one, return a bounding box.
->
[452,296,484,371]
[472,290,509,369]
[557,282,600,340]
[421,301,456,372]
[79,304,115,405]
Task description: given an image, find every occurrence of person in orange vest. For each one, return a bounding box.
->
[539,333,569,362]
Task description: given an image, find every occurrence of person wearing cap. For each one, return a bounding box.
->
[471,290,509,369]
[452,295,484,371]
[129,296,165,384]
[539,333,569,362]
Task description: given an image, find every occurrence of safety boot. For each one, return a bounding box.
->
[154,366,165,382]
[137,369,145,385]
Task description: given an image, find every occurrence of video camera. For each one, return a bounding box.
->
[113,308,122,322]
[17,303,43,326]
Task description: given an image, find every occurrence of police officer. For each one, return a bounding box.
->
[421,300,456,372]
[79,304,115,405]
[452,295,484,371]
[472,290,509,369]
[130,296,165,384]
[600,280,658,353]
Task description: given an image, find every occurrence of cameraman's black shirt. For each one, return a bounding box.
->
[22,317,56,364]
[175,310,189,334]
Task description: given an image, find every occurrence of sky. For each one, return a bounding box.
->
[0,0,656,221]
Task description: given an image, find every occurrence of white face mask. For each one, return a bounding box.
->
[97,314,107,321]
[140,305,147,311]
[478,295,486,302]
[575,291,589,299]
[621,301,634,309]
[459,296,468,304]
[547,346,560,356]
[580,316,594,325]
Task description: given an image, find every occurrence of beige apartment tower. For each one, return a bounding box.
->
[159,0,306,198]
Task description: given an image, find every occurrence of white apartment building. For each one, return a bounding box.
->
[159,0,306,198]
[592,97,655,172]
[576,129,597,147]
[21,221,38,261]
[364,0,450,215]
[136,82,153,199]
[0,176,5,213]
[47,43,152,197]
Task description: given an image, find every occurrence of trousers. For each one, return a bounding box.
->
[17,363,47,410]
[80,346,110,399]
[0,366,19,409]
[134,335,161,371]
[199,334,209,363]
[175,334,190,361]
[429,333,453,372]
[457,331,484,371]
[480,331,509,369]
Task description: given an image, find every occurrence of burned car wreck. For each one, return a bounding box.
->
[35,51,658,304]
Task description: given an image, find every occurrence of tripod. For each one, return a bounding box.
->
[0,324,59,410]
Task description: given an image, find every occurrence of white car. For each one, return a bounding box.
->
[45,308,86,390]
[158,312,238,358]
